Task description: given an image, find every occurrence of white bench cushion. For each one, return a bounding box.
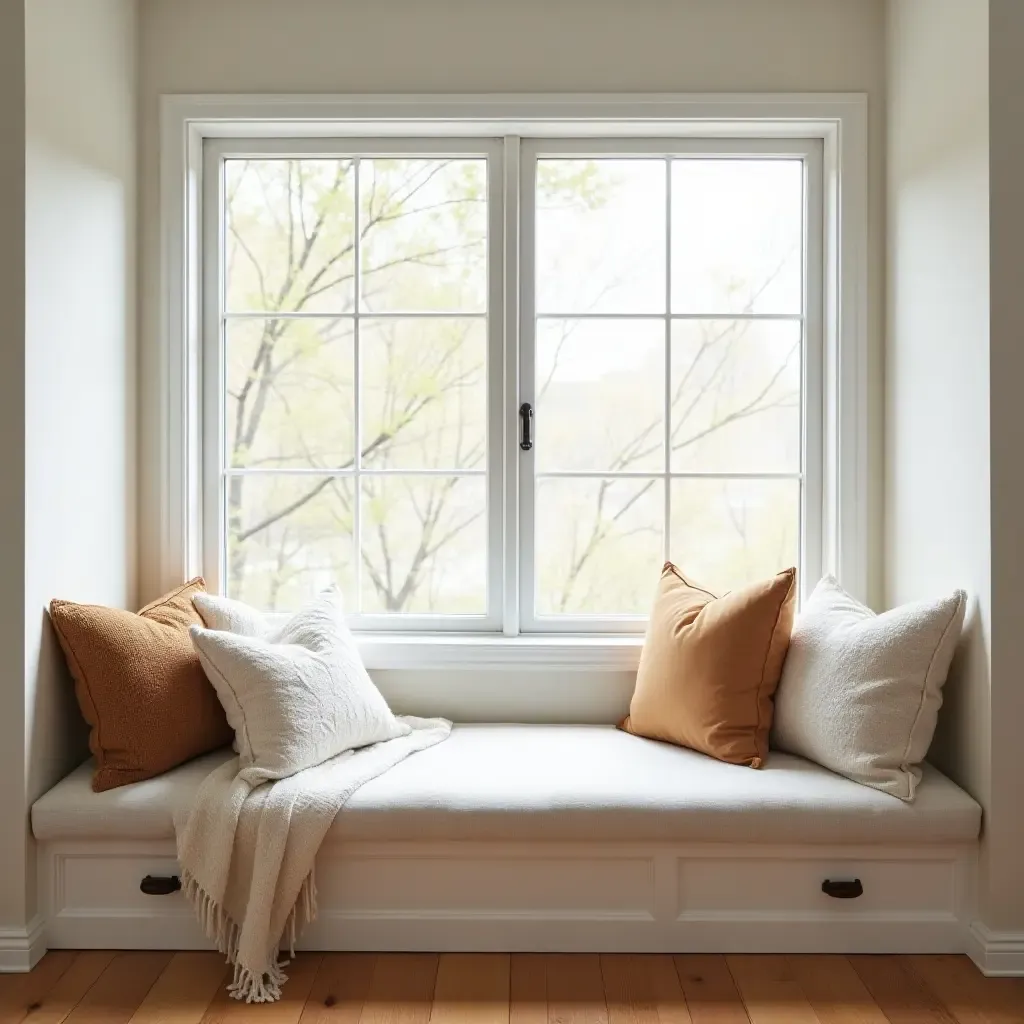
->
[31,723,981,845]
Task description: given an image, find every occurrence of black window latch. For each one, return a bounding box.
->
[519,403,533,451]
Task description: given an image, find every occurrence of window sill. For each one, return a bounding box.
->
[354,634,644,672]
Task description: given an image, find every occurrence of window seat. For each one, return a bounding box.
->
[32,723,980,846]
[30,723,982,960]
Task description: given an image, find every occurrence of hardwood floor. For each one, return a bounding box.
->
[0,953,1020,1024]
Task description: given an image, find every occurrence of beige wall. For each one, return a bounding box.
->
[136,0,887,608]
[986,0,1024,934]
[10,0,1024,942]
[11,0,138,930]
[885,0,990,818]
[0,0,28,932]
[887,0,1024,932]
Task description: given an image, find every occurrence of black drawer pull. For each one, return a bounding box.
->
[140,875,181,896]
[822,878,863,899]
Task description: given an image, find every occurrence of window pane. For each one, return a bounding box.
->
[671,159,803,314]
[536,159,666,314]
[669,478,799,593]
[535,477,663,615]
[535,318,664,473]
[670,319,801,473]
[225,159,355,314]
[360,159,487,313]
[226,318,354,470]
[225,474,355,612]
[360,318,486,471]
[360,475,487,614]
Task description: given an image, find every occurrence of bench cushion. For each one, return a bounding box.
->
[31,723,982,845]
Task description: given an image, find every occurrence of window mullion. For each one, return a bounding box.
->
[663,157,673,565]
[502,135,523,636]
[516,140,538,634]
[352,156,363,616]
[206,154,226,597]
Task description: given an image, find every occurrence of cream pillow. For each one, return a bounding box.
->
[192,591,268,637]
[189,587,409,785]
[772,576,966,801]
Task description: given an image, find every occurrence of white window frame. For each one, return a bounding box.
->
[517,136,823,634]
[159,93,868,669]
[201,136,507,633]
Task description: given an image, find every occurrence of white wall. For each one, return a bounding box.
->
[986,0,1024,934]
[0,0,28,934]
[13,0,1024,943]
[377,669,632,725]
[885,0,990,822]
[887,0,1024,933]
[136,0,888,609]
[16,0,138,930]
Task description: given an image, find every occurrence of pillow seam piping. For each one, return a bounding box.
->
[754,571,796,767]
[196,645,256,766]
[897,591,966,797]
[138,578,204,617]
[49,618,107,775]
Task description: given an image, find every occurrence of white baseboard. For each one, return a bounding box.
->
[968,921,1024,976]
[0,915,47,972]
[45,907,968,956]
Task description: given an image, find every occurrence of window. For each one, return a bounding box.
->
[205,141,503,630]
[201,133,826,634]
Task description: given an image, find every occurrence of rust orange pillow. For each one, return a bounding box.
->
[621,562,797,767]
[49,578,233,792]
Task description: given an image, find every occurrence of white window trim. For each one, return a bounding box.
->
[159,93,868,671]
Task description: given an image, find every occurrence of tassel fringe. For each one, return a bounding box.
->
[181,868,318,1003]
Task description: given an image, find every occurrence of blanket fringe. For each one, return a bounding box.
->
[181,867,318,1003]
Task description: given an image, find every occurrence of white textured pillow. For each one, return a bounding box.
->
[192,591,269,638]
[772,576,966,801]
[189,587,409,785]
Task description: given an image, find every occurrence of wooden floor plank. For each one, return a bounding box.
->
[646,957,695,1024]
[847,956,957,1024]
[725,955,820,1024]
[301,954,377,1024]
[63,952,172,1024]
[199,953,321,1023]
[785,956,887,1024]
[127,952,228,1024]
[673,956,748,1024]
[17,951,119,1024]
[546,955,608,1024]
[359,954,439,1024]
[0,951,78,1024]
[510,955,547,1024]
[602,955,693,1024]
[430,954,510,1024]
[907,955,1024,1024]
[17,952,1024,1023]
[602,955,659,1024]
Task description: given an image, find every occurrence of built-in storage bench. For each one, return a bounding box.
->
[31,724,981,955]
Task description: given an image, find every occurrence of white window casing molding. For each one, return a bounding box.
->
[159,93,869,670]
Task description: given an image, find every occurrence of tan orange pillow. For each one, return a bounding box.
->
[49,578,233,792]
[621,562,797,767]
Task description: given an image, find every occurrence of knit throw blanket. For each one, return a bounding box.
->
[175,717,451,1003]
